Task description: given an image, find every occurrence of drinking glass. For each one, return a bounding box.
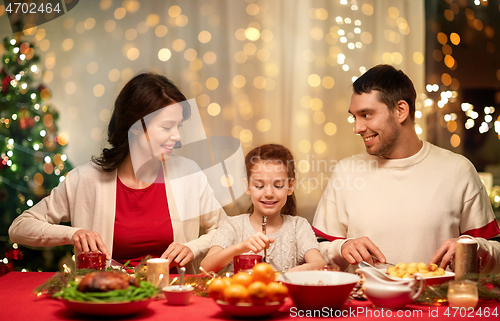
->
[75,252,106,270]
[233,254,262,273]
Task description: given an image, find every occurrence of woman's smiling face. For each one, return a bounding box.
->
[143,103,184,160]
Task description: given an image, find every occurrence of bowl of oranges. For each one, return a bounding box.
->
[208,262,288,317]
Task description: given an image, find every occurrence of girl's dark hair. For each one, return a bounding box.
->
[245,144,297,216]
[92,72,190,171]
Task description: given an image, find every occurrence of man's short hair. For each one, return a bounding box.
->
[353,64,417,121]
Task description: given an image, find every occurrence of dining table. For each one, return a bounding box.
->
[1,271,500,320]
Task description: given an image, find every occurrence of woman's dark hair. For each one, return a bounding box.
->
[92,72,190,171]
[353,64,417,121]
[245,144,297,216]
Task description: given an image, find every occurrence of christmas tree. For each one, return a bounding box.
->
[0,33,73,274]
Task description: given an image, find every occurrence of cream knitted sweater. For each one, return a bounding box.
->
[9,156,227,273]
[313,141,500,273]
[211,214,319,271]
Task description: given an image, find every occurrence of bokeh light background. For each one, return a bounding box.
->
[0,0,426,220]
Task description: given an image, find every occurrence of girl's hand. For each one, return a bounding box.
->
[71,229,111,260]
[239,232,275,254]
[286,265,307,273]
[286,249,327,273]
[161,242,194,267]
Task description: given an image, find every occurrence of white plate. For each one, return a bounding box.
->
[60,298,153,316]
[379,268,455,285]
[215,300,285,317]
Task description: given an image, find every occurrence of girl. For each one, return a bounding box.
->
[200,144,326,272]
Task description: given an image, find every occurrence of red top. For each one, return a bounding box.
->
[112,171,174,267]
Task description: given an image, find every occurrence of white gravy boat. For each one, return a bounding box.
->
[356,267,425,310]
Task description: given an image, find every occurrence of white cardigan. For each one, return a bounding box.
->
[9,156,227,273]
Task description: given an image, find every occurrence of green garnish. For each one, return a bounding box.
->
[53,281,157,302]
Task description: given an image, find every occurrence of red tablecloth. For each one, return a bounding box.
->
[1,272,499,320]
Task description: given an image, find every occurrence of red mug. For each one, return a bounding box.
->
[233,254,262,274]
[76,252,106,270]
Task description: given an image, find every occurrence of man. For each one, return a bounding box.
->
[312,64,500,273]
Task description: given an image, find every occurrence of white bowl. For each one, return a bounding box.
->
[363,282,422,310]
[162,286,194,306]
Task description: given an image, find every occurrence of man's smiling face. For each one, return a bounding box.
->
[349,90,401,158]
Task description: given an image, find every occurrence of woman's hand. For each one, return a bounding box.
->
[161,242,194,267]
[71,229,111,260]
[238,232,275,254]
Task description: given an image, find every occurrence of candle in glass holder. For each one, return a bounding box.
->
[75,252,106,270]
[447,280,478,309]
[147,258,169,288]
[233,254,262,273]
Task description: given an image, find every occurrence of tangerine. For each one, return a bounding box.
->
[221,277,232,286]
[223,284,249,304]
[231,272,253,287]
[267,282,288,302]
[252,262,275,284]
[207,278,231,300]
[247,281,268,305]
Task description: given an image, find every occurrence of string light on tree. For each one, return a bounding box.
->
[0,34,73,272]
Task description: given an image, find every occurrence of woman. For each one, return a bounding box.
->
[8,73,226,272]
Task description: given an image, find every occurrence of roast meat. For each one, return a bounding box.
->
[77,272,139,292]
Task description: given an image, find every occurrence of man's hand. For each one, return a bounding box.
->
[429,238,458,270]
[71,229,111,260]
[340,237,386,265]
[161,242,195,267]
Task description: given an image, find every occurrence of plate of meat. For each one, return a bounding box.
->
[55,271,156,316]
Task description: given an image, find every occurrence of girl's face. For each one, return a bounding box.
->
[245,160,294,217]
[143,103,184,161]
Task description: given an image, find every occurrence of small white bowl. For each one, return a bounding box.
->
[162,286,194,306]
